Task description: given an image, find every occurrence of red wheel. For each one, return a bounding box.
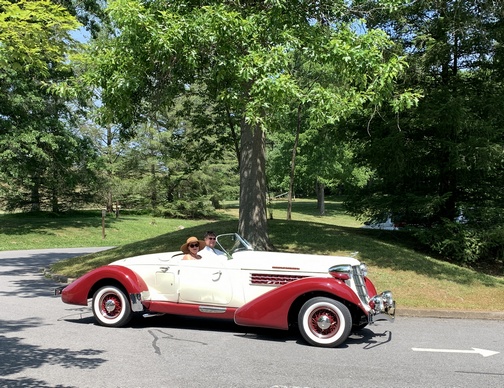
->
[298,297,352,347]
[92,285,132,327]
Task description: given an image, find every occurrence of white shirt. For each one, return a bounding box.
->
[199,245,226,259]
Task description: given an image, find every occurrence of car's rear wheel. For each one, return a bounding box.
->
[298,297,352,348]
[92,285,132,327]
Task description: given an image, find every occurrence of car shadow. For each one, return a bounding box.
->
[130,314,255,333]
[347,327,393,349]
[62,310,393,349]
[132,315,392,349]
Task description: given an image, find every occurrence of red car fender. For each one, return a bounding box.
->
[365,276,377,297]
[234,277,367,330]
[61,265,149,306]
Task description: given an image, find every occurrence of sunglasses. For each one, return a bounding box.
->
[206,237,216,240]
[189,243,200,248]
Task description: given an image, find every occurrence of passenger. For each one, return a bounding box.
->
[199,231,226,259]
[180,236,205,260]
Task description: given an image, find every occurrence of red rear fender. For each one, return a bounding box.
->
[61,265,149,306]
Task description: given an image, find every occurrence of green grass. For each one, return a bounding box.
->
[2,199,504,311]
[0,210,209,250]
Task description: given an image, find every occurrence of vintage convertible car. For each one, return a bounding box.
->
[56,233,395,347]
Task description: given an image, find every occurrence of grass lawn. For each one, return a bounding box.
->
[2,199,503,311]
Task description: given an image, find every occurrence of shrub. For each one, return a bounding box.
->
[483,226,504,263]
[412,220,485,265]
[160,200,215,219]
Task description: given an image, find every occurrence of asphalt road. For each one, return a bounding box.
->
[1,249,503,388]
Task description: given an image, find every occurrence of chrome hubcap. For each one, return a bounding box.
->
[317,314,331,330]
[104,299,117,313]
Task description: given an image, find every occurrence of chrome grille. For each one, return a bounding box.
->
[352,265,369,302]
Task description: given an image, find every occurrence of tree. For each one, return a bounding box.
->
[79,0,413,248]
[0,0,98,212]
[55,0,109,38]
[266,41,392,218]
[346,0,504,264]
[80,88,239,216]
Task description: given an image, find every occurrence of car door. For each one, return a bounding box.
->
[150,255,180,302]
[178,257,233,305]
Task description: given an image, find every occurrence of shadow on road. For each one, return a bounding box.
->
[61,313,393,350]
[0,319,106,388]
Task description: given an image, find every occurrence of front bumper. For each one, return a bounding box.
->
[369,291,396,323]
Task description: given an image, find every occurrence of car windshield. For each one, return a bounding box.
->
[215,233,253,256]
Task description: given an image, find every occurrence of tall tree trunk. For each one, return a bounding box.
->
[238,119,272,250]
[287,104,302,221]
[107,190,113,213]
[316,180,325,216]
[106,126,114,212]
[30,174,41,212]
[51,187,59,213]
[150,163,157,209]
[226,105,241,165]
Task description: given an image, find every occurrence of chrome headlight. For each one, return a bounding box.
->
[370,294,384,312]
[382,290,393,306]
[329,264,353,281]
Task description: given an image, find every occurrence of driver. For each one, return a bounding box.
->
[199,231,226,259]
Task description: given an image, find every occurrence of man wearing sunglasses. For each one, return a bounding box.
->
[199,231,226,259]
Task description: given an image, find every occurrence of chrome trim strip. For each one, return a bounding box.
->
[199,306,227,314]
[143,313,164,318]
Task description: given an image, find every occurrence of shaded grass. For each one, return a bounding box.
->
[0,211,209,250]
[3,199,504,311]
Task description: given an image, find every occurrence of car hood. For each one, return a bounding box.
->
[229,250,361,274]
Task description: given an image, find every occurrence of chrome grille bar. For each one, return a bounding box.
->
[352,265,369,303]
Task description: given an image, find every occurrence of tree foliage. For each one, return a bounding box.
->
[54,0,109,37]
[345,0,504,265]
[1,0,501,269]
[79,85,239,217]
[78,0,411,248]
[0,0,99,212]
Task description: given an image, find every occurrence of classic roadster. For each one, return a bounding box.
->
[56,233,395,347]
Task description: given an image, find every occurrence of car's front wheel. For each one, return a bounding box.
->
[298,297,352,347]
[92,285,132,327]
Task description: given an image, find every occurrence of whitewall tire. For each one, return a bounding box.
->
[298,297,352,347]
[92,285,132,327]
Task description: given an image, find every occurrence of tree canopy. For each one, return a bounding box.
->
[78,0,412,248]
[0,0,95,212]
[3,0,503,266]
[345,0,504,264]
